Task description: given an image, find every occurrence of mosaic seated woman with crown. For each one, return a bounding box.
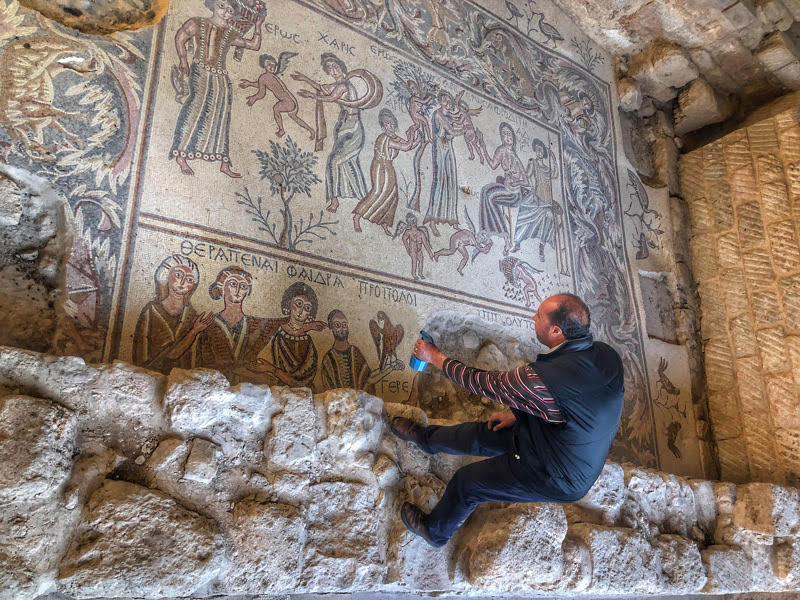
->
[170,0,264,179]
[132,255,214,373]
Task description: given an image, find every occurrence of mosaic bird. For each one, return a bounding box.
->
[505,0,523,26]
[532,11,563,48]
[657,357,680,396]
[369,311,404,371]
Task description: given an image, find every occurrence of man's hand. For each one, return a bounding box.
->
[413,339,446,369]
[487,411,516,431]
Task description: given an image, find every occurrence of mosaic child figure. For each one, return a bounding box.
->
[394,212,434,280]
[405,79,434,142]
[239,52,315,140]
[452,91,487,164]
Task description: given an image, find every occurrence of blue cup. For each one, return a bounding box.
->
[410,330,435,372]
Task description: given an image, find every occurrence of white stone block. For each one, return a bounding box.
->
[181,438,220,484]
[165,368,280,461]
[569,523,661,594]
[757,30,800,72]
[734,482,800,538]
[224,499,304,594]
[318,388,383,468]
[702,544,752,593]
[264,387,319,474]
[576,462,625,523]
[655,534,707,593]
[460,503,566,591]
[57,480,223,598]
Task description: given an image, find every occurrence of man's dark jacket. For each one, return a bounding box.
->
[509,334,624,502]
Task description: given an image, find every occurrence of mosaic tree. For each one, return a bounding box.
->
[237,136,335,249]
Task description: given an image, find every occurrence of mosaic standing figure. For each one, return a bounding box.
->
[239,52,315,140]
[132,255,213,373]
[293,53,374,213]
[425,91,462,236]
[255,282,324,387]
[170,0,265,178]
[452,91,487,163]
[394,212,434,280]
[318,310,402,393]
[514,138,559,261]
[478,122,533,254]
[353,108,421,235]
[195,266,279,384]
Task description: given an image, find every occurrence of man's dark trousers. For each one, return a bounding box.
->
[415,421,553,546]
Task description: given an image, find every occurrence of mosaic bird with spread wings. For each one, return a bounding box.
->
[369,311,404,370]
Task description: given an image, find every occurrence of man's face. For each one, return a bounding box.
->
[213,0,234,21]
[533,297,558,347]
[330,313,349,341]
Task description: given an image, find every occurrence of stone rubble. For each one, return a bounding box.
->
[2,343,800,598]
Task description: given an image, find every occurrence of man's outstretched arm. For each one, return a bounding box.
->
[413,340,564,424]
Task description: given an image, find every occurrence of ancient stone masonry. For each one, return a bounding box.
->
[1,343,800,598]
[0,0,712,478]
[680,106,800,486]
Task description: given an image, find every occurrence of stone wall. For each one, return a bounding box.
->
[2,343,800,599]
[0,0,712,477]
[680,106,800,486]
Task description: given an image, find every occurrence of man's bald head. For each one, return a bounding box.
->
[547,293,591,340]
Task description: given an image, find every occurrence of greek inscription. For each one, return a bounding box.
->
[375,379,410,394]
[357,280,418,306]
[179,239,279,272]
[317,31,356,56]
[285,264,345,287]
[369,44,393,61]
[264,22,301,43]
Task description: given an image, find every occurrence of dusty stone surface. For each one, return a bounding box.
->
[18,0,169,34]
[674,77,736,135]
[57,479,224,598]
[0,345,799,596]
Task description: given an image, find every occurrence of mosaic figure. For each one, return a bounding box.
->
[318,309,403,393]
[369,310,404,370]
[452,91,487,163]
[293,53,383,212]
[478,122,533,254]
[406,79,434,142]
[254,282,325,387]
[394,212,434,280]
[239,52,315,140]
[353,108,421,235]
[133,255,213,373]
[196,266,279,384]
[434,208,493,276]
[170,0,264,178]
[500,256,543,308]
[514,138,561,261]
[426,91,462,236]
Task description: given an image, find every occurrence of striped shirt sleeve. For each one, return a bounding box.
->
[442,358,564,424]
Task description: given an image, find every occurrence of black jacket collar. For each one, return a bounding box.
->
[537,334,594,360]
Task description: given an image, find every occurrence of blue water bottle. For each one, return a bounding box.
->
[410,330,435,372]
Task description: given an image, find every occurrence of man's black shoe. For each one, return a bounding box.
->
[400,502,445,547]
[389,416,425,445]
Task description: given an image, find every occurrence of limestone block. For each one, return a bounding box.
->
[729,316,757,357]
[628,42,698,102]
[224,500,304,594]
[652,134,681,195]
[460,503,567,591]
[18,0,169,34]
[742,248,776,290]
[538,536,591,593]
[301,551,386,592]
[722,0,757,29]
[318,389,383,467]
[181,438,220,484]
[57,480,223,598]
[702,544,752,592]
[305,481,387,564]
[689,480,718,535]
[0,347,165,455]
[773,539,800,585]
[0,395,77,504]
[769,220,800,272]
[704,338,736,393]
[674,78,735,136]
[780,274,800,329]
[372,454,400,488]
[620,467,697,537]
[734,482,800,538]
[736,202,765,247]
[575,462,625,523]
[568,523,660,594]
[774,428,800,474]
[264,388,319,474]
[708,392,743,439]
[775,61,800,89]
[655,534,707,593]
[383,401,428,426]
[755,327,788,373]
[757,31,800,72]
[474,341,509,370]
[617,77,642,112]
[386,475,451,590]
[689,232,718,282]
[766,372,800,429]
[164,369,280,461]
